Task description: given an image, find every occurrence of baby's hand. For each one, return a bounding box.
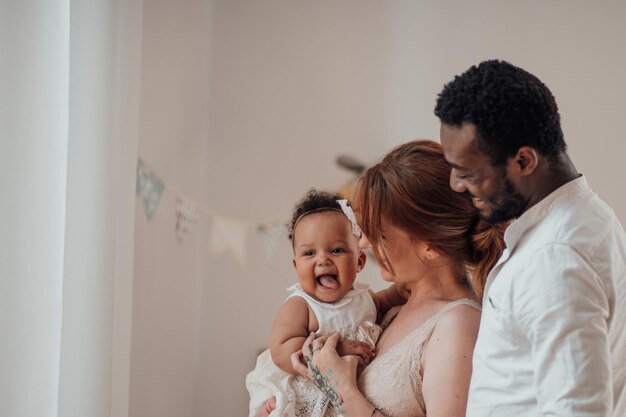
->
[256,396,276,417]
[336,339,375,368]
[394,282,411,300]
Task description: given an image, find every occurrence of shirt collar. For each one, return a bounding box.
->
[503,175,587,252]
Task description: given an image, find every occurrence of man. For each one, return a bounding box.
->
[435,60,626,416]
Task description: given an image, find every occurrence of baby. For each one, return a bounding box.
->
[246,189,407,417]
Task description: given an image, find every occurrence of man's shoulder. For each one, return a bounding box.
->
[507,189,626,292]
[500,189,625,282]
[536,189,624,252]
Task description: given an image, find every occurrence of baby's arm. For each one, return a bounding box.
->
[268,296,313,374]
[371,283,410,323]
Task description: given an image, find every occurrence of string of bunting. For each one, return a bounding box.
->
[136,158,356,267]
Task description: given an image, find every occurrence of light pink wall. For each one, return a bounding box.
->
[131,2,626,417]
[131,2,390,417]
[131,1,211,417]
[385,0,626,222]
[198,2,393,416]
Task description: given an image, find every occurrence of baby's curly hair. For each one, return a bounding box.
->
[434,60,566,166]
[288,189,346,241]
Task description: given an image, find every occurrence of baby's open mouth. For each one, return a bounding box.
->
[317,274,339,289]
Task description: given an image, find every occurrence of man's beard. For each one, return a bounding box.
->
[480,178,527,224]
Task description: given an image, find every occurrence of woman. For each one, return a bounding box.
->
[291,140,505,417]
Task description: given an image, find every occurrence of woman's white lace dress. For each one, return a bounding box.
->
[357,299,481,417]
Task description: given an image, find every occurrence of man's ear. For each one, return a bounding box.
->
[357,251,367,272]
[513,146,539,176]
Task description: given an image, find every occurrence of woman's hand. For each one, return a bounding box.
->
[291,333,384,416]
[290,332,360,413]
[290,333,329,378]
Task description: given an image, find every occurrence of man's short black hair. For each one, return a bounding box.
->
[434,60,566,166]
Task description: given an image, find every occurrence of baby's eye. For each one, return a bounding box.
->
[302,250,314,257]
[331,247,346,254]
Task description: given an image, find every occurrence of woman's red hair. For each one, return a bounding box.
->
[354,140,505,299]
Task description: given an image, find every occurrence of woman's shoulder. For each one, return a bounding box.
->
[435,300,480,328]
[429,300,481,345]
[418,301,481,417]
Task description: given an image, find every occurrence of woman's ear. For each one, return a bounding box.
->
[423,245,440,261]
[357,251,367,272]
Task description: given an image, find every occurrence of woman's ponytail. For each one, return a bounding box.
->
[467,218,507,299]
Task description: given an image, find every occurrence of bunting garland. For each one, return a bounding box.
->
[258,224,287,266]
[137,161,164,220]
[136,157,357,268]
[175,197,202,242]
[136,158,289,268]
[207,215,248,266]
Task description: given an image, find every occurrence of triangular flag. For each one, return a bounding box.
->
[136,160,164,220]
[175,197,202,242]
[207,215,247,267]
[257,223,285,266]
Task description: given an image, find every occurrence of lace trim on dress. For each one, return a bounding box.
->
[357,299,481,417]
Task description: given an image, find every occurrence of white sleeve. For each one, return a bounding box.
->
[516,243,612,417]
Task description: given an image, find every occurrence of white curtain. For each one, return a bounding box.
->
[0,1,143,417]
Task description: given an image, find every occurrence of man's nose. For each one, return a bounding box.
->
[450,171,467,193]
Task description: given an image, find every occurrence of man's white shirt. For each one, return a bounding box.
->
[467,176,626,417]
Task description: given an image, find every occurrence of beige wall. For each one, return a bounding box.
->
[130,1,212,417]
[384,0,626,221]
[131,1,626,417]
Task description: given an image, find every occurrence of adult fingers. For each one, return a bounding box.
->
[290,350,310,378]
[312,335,332,357]
[345,353,360,367]
[301,332,316,356]
[323,332,341,351]
[354,354,364,367]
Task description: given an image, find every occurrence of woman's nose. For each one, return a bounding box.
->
[359,234,371,250]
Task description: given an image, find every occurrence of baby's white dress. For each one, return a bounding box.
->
[246,282,380,417]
